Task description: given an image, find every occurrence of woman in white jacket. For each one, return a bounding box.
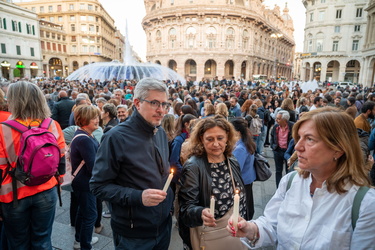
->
[228,107,375,249]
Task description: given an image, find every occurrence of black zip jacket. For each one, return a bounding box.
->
[90,109,173,238]
[178,155,245,246]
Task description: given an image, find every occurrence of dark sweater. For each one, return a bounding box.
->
[70,129,99,192]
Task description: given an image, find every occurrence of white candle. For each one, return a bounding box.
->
[232,189,240,231]
[210,195,215,217]
[162,169,174,192]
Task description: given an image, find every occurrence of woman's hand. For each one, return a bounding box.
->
[227,216,258,239]
[201,208,216,227]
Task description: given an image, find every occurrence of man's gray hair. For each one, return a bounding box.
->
[278,110,290,121]
[117,104,128,110]
[134,78,168,100]
[114,88,124,94]
[75,97,87,106]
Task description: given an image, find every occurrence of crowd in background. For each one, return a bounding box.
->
[0,76,375,249]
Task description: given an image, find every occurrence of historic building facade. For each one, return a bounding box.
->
[300,0,369,85]
[142,0,295,81]
[361,0,375,86]
[39,20,69,78]
[13,0,122,79]
[0,0,42,79]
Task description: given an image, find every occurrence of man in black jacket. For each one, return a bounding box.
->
[90,78,173,250]
[270,110,294,188]
[51,90,74,129]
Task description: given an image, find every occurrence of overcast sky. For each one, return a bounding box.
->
[100,0,306,61]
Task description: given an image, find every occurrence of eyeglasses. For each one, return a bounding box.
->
[140,99,171,109]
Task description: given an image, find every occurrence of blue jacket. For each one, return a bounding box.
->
[233,140,256,185]
[169,132,187,183]
[229,105,242,117]
[90,109,173,238]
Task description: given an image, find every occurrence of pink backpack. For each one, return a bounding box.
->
[2,118,61,186]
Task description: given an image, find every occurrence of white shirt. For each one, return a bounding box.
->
[309,105,317,111]
[242,172,375,249]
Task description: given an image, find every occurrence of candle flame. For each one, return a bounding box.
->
[171,169,174,174]
[235,189,239,194]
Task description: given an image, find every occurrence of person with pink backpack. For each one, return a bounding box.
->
[0,81,66,249]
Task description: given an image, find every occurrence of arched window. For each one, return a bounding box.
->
[206,26,217,48]
[242,29,249,50]
[156,30,162,50]
[169,28,176,49]
[226,27,235,49]
[186,27,196,48]
[316,32,324,52]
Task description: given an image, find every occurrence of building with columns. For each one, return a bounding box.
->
[142,0,295,82]
[0,0,43,79]
[300,0,369,85]
[361,0,375,86]
[12,0,123,79]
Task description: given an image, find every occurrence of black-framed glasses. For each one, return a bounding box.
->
[140,99,171,109]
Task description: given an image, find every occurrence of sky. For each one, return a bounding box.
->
[99,0,306,61]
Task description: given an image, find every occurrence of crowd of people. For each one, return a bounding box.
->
[0,76,374,249]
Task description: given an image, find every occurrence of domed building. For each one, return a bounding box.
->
[142,0,295,82]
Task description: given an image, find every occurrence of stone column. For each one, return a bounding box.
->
[320,65,327,82]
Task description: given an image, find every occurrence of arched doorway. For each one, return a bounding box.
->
[313,62,322,81]
[155,60,161,65]
[326,60,340,82]
[224,60,234,78]
[14,61,25,78]
[204,59,217,79]
[73,61,79,71]
[168,60,177,72]
[49,58,63,77]
[1,61,10,79]
[30,62,38,78]
[345,60,360,83]
[185,59,197,81]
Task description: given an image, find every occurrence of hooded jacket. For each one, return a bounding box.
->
[90,109,173,238]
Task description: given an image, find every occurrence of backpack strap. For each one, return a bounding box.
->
[39,118,53,129]
[1,120,28,133]
[69,133,90,177]
[351,186,370,230]
[286,171,298,192]
[70,133,90,145]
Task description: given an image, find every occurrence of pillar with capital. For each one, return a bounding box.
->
[320,65,327,82]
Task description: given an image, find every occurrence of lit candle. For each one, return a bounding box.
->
[232,189,240,231]
[210,195,215,217]
[162,169,174,192]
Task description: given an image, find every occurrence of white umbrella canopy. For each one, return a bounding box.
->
[66,60,185,84]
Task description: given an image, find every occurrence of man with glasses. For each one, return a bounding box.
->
[90,78,173,250]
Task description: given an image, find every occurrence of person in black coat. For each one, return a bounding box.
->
[51,90,75,129]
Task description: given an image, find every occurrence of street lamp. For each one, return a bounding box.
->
[271,33,283,81]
